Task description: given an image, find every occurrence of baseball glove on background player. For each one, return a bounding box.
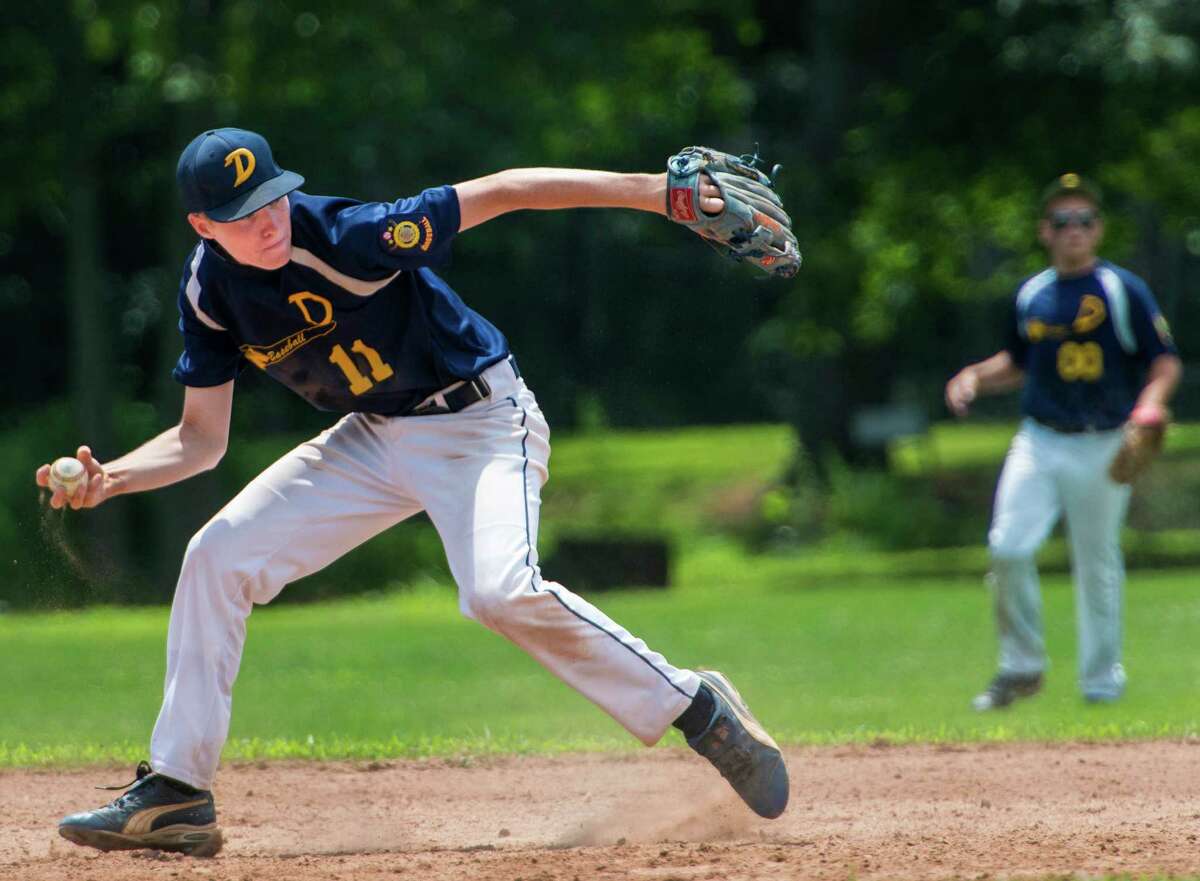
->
[1108,404,1170,484]
[666,146,801,279]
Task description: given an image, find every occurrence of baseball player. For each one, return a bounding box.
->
[945,173,1181,712]
[40,129,799,854]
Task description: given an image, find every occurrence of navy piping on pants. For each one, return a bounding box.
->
[507,396,691,700]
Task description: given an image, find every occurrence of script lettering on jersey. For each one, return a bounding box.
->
[1025,293,1107,342]
[224,148,256,188]
[239,291,337,370]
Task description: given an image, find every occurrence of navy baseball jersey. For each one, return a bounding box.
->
[1005,260,1176,431]
[172,188,509,414]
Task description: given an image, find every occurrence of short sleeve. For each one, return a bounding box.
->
[1003,295,1029,367]
[171,248,245,387]
[1123,270,1178,364]
[289,187,461,277]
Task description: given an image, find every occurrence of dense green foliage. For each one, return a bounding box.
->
[4,543,1200,766]
[4,1,1200,601]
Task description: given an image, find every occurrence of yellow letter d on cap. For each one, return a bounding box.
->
[224,148,256,187]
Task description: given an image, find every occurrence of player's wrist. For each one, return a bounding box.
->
[96,466,126,499]
[640,172,667,216]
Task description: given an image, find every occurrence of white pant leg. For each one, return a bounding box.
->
[405,370,698,746]
[151,414,422,788]
[1059,431,1131,697]
[987,422,1063,676]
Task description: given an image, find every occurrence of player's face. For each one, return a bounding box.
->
[188,196,293,270]
[1038,195,1103,265]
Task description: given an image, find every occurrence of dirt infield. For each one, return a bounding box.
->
[5,741,1200,881]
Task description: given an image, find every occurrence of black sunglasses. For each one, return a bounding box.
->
[1049,208,1098,230]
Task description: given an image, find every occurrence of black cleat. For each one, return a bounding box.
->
[58,761,222,856]
[687,670,789,819]
[971,672,1044,712]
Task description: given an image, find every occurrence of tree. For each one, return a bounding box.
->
[747,0,1200,474]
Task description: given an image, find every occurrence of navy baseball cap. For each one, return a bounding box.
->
[1040,172,1102,214]
[177,128,304,222]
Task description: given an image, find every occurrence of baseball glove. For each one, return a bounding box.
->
[1108,404,1170,484]
[666,146,801,278]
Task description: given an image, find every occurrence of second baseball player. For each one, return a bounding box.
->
[945,173,1182,711]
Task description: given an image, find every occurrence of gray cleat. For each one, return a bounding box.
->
[687,670,789,819]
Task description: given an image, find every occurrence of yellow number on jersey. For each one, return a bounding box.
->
[1056,341,1103,382]
[329,340,395,395]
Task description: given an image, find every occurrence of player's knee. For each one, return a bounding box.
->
[183,524,220,572]
[461,564,536,628]
[181,519,245,591]
[987,529,1037,565]
[463,584,515,628]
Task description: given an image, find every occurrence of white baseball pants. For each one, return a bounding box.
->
[150,359,699,789]
[987,418,1131,698]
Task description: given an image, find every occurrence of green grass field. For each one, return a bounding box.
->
[6,420,1200,768]
[5,537,1200,767]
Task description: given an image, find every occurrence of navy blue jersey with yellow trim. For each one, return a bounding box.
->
[1004,260,1176,431]
[172,188,509,414]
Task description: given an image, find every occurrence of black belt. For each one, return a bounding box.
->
[408,356,519,416]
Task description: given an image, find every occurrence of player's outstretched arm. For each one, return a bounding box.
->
[454,169,724,232]
[945,351,1025,418]
[35,381,234,511]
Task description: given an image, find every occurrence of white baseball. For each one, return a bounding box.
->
[48,456,87,498]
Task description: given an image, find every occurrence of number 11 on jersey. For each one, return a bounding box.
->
[329,340,395,395]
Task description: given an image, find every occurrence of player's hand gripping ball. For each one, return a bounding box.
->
[48,456,87,499]
[666,146,801,278]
